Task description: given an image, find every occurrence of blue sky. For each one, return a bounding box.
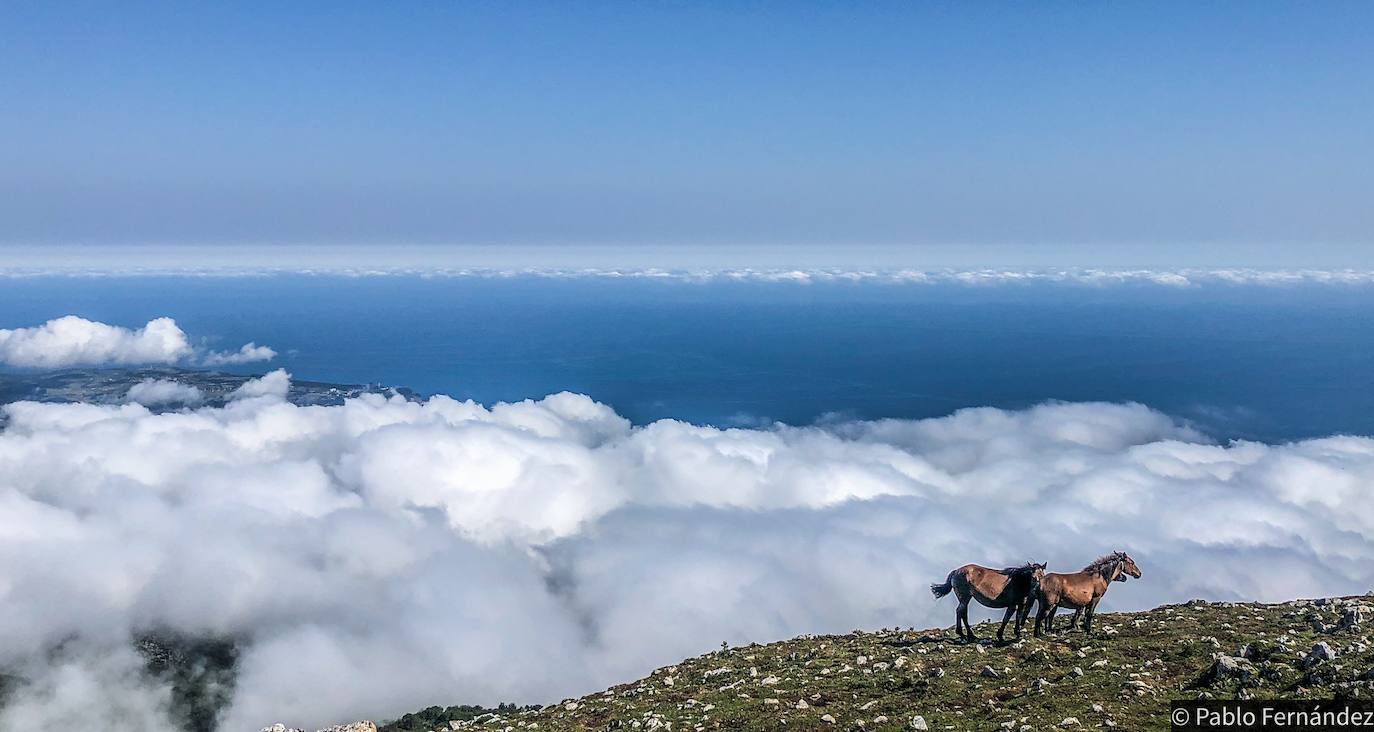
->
[2,1,1372,264]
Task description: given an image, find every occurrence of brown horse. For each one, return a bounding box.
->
[931,562,1045,643]
[1033,551,1141,637]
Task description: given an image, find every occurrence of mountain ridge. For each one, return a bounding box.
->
[371,594,1374,732]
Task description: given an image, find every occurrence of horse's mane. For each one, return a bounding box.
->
[999,562,1040,577]
[1082,552,1124,573]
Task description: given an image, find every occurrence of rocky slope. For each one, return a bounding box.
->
[381,595,1374,732]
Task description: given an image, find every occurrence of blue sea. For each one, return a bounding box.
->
[3,275,1373,442]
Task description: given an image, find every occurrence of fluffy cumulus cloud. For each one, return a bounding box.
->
[0,316,274,368]
[125,378,205,406]
[229,368,292,401]
[1,381,1373,730]
[202,342,277,366]
[0,316,193,368]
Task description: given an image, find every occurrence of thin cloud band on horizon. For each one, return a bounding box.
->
[3,242,1374,271]
[3,264,1374,288]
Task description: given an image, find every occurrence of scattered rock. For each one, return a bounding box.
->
[1305,642,1338,668]
[910,716,929,730]
[262,724,376,732]
[1337,607,1369,631]
[1060,718,1081,728]
[980,665,1000,679]
[1203,655,1255,685]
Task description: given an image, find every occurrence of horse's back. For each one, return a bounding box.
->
[1039,570,1092,606]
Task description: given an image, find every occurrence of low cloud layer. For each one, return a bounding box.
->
[0,316,274,369]
[5,267,1374,287]
[1,377,1372,730]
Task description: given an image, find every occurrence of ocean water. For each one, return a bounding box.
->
[3,275,1373,441]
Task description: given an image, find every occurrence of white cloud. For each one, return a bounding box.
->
[125,378,204,407]
[229,369,292,401]
[5,266,1374,287]
[0,316,276,369]
[0,316,192,368]
[202,342,277,366]
[0,647,176,732]
[0,384,1372,729]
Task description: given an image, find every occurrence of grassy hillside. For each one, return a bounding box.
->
[385,595,1374,732]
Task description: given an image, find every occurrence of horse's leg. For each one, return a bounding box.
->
[960,600,977,641]
[1033,599,1049,638]
[949,574,969,640]
[1084,599,1100,636]
[1069,608,1082,631]
[1016,597,1034,638]
[997,605,1015,643]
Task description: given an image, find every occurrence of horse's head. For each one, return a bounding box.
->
[1115,551,1141,580]
[1030,561,1047,585]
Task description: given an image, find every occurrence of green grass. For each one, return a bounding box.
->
[393,596,1374,731]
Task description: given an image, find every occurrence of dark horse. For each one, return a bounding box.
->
[1034,551,1141,637]
[931,562,1045,642]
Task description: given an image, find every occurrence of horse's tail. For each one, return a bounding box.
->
[930,570,956,599]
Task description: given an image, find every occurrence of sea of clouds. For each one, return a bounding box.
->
[2,361,1373,730]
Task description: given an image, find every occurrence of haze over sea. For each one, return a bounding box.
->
[3,272,1373,442]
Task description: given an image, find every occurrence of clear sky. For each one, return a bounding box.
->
[2,1,1372,265]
